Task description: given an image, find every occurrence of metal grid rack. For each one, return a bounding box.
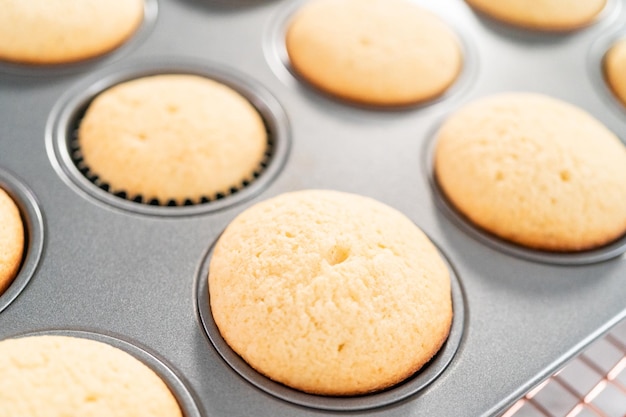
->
[503,320,626,417]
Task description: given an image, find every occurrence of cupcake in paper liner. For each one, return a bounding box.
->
[74,74,270,206]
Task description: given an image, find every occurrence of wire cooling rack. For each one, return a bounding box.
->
[502,319,626,417]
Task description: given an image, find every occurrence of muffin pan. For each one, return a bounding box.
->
[1,0,625,416]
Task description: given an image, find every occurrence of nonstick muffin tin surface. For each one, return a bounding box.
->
[1,0,625,416]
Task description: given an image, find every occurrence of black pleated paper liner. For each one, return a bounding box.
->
[46,58,290,217]
[0,168,44,314]
[2,329,203,417]
[195,240,466,412]
[424,123,626,266]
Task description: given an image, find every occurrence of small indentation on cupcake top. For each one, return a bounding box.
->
[359,36,372,47]
[326,245,350,266]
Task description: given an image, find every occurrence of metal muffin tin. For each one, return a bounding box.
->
[0,0,625,416]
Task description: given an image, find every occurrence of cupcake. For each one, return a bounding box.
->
[434,93,626,251]
[0,335,182,416]
[464,0,606,31]
[285,0,463,106]
[0,0,144,64]
[209,190,452,395]
[605,38,626,108]
[0,188,24,295]
[77,74,268,205]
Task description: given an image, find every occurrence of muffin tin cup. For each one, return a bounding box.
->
[195,238,466,412]
[45,57,290,217]
[262,0,480,111]
[1,328,203,417]
[423,122,626,266]
[0,0,159,78]
[0,168,44,313]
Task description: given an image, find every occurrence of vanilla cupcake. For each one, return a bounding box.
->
[285,0,462,106]
[435,93,626,251]
[0,0,144,64]
[465,0,606,31]
[0,335,182,417]
[209,190,452,395]
[77,74,268,204]
[605,38,626,108]
[0,188,23,295]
